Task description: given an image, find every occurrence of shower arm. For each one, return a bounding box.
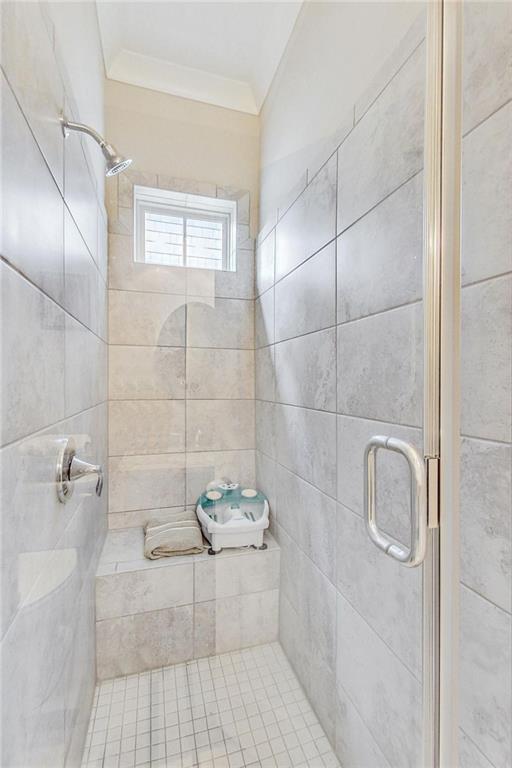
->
[60,117,115,155]
[60,114,132,176]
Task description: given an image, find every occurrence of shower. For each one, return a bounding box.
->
[60,116,132,176]
[1,2,510,767]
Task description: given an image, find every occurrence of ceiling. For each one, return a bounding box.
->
[96,1,303,114]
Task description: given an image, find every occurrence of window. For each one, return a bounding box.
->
[134,185,236,271]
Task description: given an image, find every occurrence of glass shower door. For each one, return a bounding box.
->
[335,3,461,766]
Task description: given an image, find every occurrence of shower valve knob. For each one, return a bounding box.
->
[69,456,104,497]
[56,437,103,503]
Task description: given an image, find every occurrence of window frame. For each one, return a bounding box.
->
[133,184,237,272]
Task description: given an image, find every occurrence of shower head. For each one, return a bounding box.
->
[60,116,132,177]
[103,147,133,177]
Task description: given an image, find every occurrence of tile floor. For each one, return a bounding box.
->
[81,643,340,768]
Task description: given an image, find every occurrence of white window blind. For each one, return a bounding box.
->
[134,185,236,271]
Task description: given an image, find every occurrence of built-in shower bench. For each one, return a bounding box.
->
[95,527,280,679]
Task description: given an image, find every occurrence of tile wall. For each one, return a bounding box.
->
[106,172,256,530]
[458,4,512,766]
[0,2,108,766]
[255,4,511,767]
[95,530,279,679]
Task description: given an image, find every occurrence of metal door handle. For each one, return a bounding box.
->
[364,436,427,568]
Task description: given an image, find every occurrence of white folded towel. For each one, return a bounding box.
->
[144,510,204,559]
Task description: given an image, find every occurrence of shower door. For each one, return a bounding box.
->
[336,2,461,766]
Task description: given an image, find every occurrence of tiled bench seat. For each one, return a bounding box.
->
[95,528,280,679]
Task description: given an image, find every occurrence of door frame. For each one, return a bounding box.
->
[422,2,462,766]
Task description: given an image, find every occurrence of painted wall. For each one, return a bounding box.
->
[105,79,260,235]
[256,2,511,766]
[0,2,108,765]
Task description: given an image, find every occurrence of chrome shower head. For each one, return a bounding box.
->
[103,145,133,177]
[61,116,132,177]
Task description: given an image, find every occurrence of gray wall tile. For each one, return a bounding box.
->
[335,685,392,768]
[336,503,422,678]
[108,454,185,513]
[255,287,274,348]
[275,328,336,412]
[96,605,194,679]
[462,103,512,286]
[459,730,495,768]
[255,400,277,460]
[194,548,280,602]
[65,316,106,416]
[256,230,275,297]
[187,297,254,350]
[275,154,337,281]
[109,290,186,347]
[460,585,511,768]
[276,465,336,583]
[108,233,187,295]
[1,74,64,306]
[461,437,511,612]
[337,42,425,230]
[279,592,310,694]
[275,241,336,343]
[64,130,98,266]
[96,564,194,620]
[186,349,254,400]
[186,400,255,452]
[109,400,185,456]
[336,593,422,768]
[462,1,512,134]
[213,590,279,653]
[255,450,277,522]
[255,345,276,402]
[186,248,254,301]
[1,261,65,446]
[109,345,185,400]
[337,302,423,427]
[337,172,422,322]
[1,2,65,191]
[461,276,511,442]
[276,404,336,497]
[64,208,101,334]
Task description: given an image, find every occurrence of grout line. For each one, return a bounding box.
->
[256,397,422,431]
[109,342,255,352]
[460,581,512,618]
[462,96,512,140]
[109,284,256,302]
[0,255,107,344]
[0,400,108,451]
[97,586,279,624]
[336,168,423,238]
[338,584,422,684]
[460,433,512,447]
[335,679,394,767]
[256,294,423,352]
[1,66,106,271]
[354,35,426,126]
[461,270,512,291]
[459,728,500,768]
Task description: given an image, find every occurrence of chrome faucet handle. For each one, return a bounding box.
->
[69,456,104,497]
[56,437,103,502]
